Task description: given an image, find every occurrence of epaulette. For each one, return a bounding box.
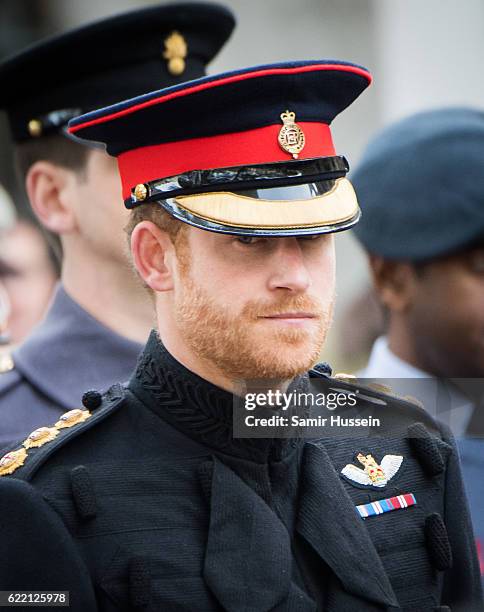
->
[0,384,126,481]
[311,371,440,432]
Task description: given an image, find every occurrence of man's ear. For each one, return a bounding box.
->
[25,161,79,234]
[131,221,177,292]
[368,255,417,313]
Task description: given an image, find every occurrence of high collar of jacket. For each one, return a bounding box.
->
[128,330,308,463]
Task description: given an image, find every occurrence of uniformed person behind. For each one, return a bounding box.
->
[351,107,484,585]
[352,108,484,393]
[0,2,235,448]
[0,63,481,611]
[0,184,16,347]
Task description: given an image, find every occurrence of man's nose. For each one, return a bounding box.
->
[266,239,311,293]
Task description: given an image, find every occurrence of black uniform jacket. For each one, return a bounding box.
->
[0,332,482,611]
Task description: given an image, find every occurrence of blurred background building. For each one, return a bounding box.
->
[1,0,483,365]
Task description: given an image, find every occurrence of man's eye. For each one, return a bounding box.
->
[236,236,258,245]
[299,234,321,241]
[469,251,484,273]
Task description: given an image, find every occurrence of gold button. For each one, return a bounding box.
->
[28,119,43,137]
[168,57,186,76]
[134,183,148,202]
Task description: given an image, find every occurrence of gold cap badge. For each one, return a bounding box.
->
[278,110,306,159]
[55,408,91,429]
[28,119,43,138]
[163,31,187,76]
[23,426,59,449]
[0,448,27,476]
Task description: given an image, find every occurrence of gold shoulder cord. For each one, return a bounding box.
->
[0,408,92,477]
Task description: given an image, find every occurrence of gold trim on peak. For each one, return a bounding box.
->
[174,178,359,230]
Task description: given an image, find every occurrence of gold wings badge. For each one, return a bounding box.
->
[341,453,403,488]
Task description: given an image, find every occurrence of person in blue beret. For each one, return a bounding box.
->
[0,63,481,610]
[352,106,484,583]
[0,3,235,449]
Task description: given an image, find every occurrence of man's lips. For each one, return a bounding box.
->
[259,312,318,320]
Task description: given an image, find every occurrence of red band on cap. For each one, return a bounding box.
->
[117,122,335,199]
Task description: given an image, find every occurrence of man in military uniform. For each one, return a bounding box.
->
[351,108,484,582]
[0,2,235,448]
[0,64,481,611]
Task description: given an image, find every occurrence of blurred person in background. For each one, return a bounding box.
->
[0,183,16,348]
[0,218,58,345]
[351,106,484,581]
[0,2,235,448]
[337,285,384,373]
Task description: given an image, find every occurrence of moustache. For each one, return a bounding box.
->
[242,294,324,320]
